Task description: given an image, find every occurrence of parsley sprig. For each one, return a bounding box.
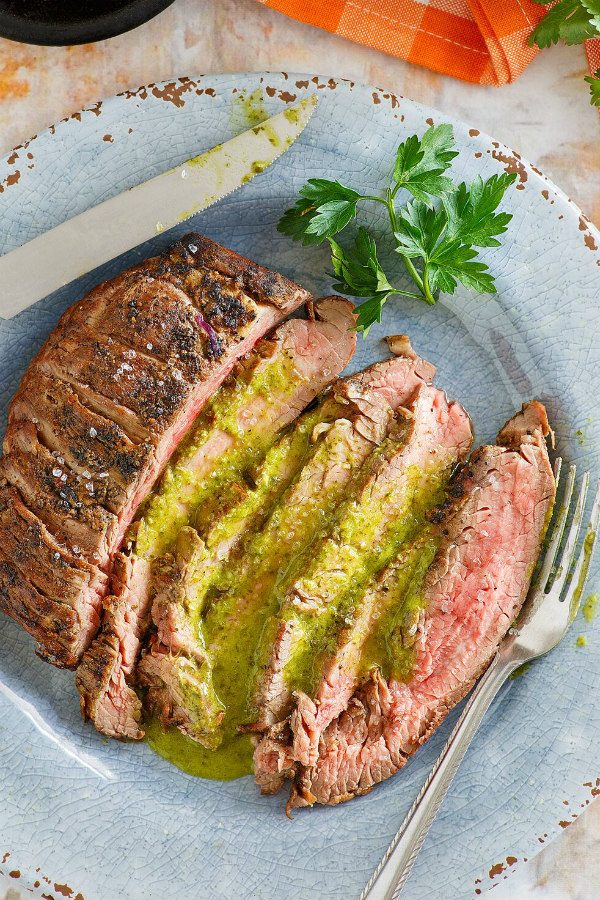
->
[529,0,600,48]
[529,2,600,106]
[585,67,600,105]
[278,125,517,332]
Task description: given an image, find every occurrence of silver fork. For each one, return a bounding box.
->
[361,459,600,900]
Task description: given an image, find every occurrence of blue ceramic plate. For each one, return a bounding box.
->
[0,73,598,900]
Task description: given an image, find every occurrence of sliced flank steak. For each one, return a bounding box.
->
[137,409,339,743]
[78,297,356,739]
[0,234,309,668]
[288,529,437,771]
[0,485,109,661]
[251,382,472,793]
[140,342,437,750]
[287,401,555,809]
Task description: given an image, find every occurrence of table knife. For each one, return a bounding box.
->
[0,94,317,318]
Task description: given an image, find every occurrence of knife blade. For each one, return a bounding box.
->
[0,94,317,319]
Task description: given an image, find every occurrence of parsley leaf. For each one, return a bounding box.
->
[529,0,600,48]
[277,197,321,245]
[329,229,399,333]
[443,173,517,247]
[330,228,395,298]
[394,200,447,259]
[394,176,515,301]
[277,179,360,245]
[585,68,600,106]
[393,124,458,204]
[428,243,497,295]
[582,0,600,31]
[394,211,494,298]
[353,296,392,333]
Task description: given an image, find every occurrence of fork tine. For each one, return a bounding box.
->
[547,471,590,600]
[532,461,574,593]
[562,479,600,618]
[553,456,563,484]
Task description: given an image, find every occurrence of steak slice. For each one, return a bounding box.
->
[138,408,330,738]
[77,298,356,739]
[2,421,119,563]
[9,372,150,516]
[0,486,108,663]
[288,530,438,770]
[145,340,436,665]
[288,402,555,808]
[0,234,309,667]
[135,295,356,561]
[251,383,472,791]
[158,346,437,750]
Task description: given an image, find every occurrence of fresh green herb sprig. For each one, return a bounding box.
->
[585,67,600,105]
[278,125,517,332]
[529,0,600,48]
[529,1,600,106]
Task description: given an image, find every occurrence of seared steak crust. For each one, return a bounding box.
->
[78,298,356,739]
[0,485,108,664]
[288,402,555,808]
[10,372,150,514]
[0,234,309,667]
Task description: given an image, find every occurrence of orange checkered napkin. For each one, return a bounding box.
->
[587,37,600,79]
[257,0,548,85]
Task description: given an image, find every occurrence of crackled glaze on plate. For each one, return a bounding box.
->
[0,73,598,900]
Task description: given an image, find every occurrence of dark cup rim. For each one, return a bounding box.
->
[0,0,176,46]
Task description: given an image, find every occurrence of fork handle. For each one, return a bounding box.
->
[361,652,517,900]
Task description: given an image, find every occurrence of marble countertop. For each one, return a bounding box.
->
[0,1,598,898]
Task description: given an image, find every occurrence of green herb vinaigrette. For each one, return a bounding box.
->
[178,89,296,221]
[359,531,439,682]
[196,416,381,743]
[143,380,450,781]
[136,351,319,777]
[583,592,599,623]
[238,89,267,125]
[569,531,597,622]
[135,351,297,559]
[146,720,254,780]
[509,662,532,680]
[153,406,337,749]
[273,462,449,698]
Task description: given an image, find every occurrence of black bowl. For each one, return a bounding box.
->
[0,0,177,45]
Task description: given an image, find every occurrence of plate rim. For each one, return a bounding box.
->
[1,71,598,250]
